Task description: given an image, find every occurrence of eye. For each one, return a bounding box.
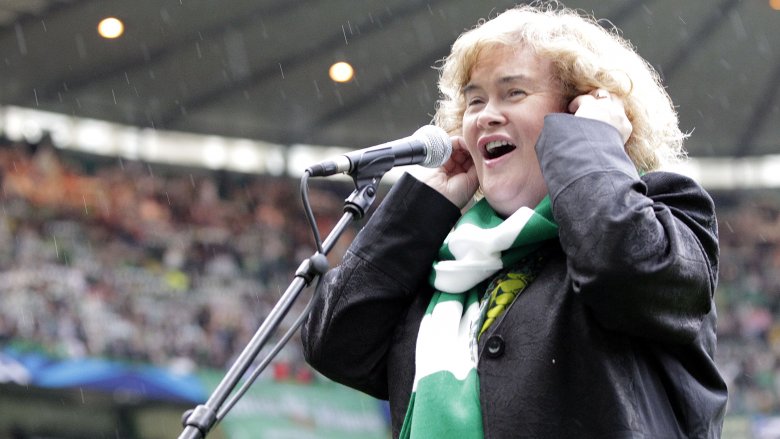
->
[466,96,485,107]
[508,89,527,98]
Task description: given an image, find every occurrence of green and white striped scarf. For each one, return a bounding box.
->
[399,196,558,438]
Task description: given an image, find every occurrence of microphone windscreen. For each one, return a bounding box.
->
[414,125,452,168]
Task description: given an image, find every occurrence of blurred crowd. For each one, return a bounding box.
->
[712,187,780,416]
[0,139,356,381]
[1,139,779,416]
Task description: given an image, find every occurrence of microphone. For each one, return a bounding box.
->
[306,125,452,177]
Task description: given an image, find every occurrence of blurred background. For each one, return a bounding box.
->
[0,0,778,437]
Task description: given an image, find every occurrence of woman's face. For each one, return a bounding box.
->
[461,45,566,217]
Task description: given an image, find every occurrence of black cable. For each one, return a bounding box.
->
[300,170,323,253]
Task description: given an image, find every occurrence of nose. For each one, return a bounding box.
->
[476,101,506,128]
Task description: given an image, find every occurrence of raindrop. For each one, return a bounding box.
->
[342,25,349,45]
[417,82,430,107]
[225,30,250,79]
[111,89,117,105]
[259,18,268,39]
[140,43,151,62]
[729,12,747,40]
[313,80,323,100]
[279,63,285,79]
[41,20,47,32]
[75,34,87,60]
[756,34,770,55]
[160,7,172,25]
[195,42,202,59]
[33,88,39,106]
[718,95,730,109]
[52,234,59,259]
[14,23,27,55]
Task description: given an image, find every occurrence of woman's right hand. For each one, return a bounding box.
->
[421,136,479,209]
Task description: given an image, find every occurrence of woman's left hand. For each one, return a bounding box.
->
[569,89,633,145]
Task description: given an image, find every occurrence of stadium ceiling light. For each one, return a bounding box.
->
[329,61,354,83]
[98,17,124,39]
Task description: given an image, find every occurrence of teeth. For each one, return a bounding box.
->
[485,140,513,152]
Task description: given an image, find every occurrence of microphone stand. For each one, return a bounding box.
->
[178,162,387,439]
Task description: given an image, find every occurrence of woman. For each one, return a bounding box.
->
[302,3,727,438]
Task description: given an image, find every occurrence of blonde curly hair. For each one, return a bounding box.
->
[433,2,687,172]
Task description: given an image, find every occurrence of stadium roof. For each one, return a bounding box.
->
[0,0,778,159]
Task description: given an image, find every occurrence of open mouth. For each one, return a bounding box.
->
[484,140,517,160]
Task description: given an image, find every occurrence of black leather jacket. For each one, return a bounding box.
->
[302,114,727,438]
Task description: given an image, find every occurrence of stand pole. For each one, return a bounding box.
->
[179,180,380,438]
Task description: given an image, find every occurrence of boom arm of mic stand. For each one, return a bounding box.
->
[179,181,379,439]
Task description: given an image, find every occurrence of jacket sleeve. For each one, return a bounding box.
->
[301,173,461,399]
[537,113,719,345]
